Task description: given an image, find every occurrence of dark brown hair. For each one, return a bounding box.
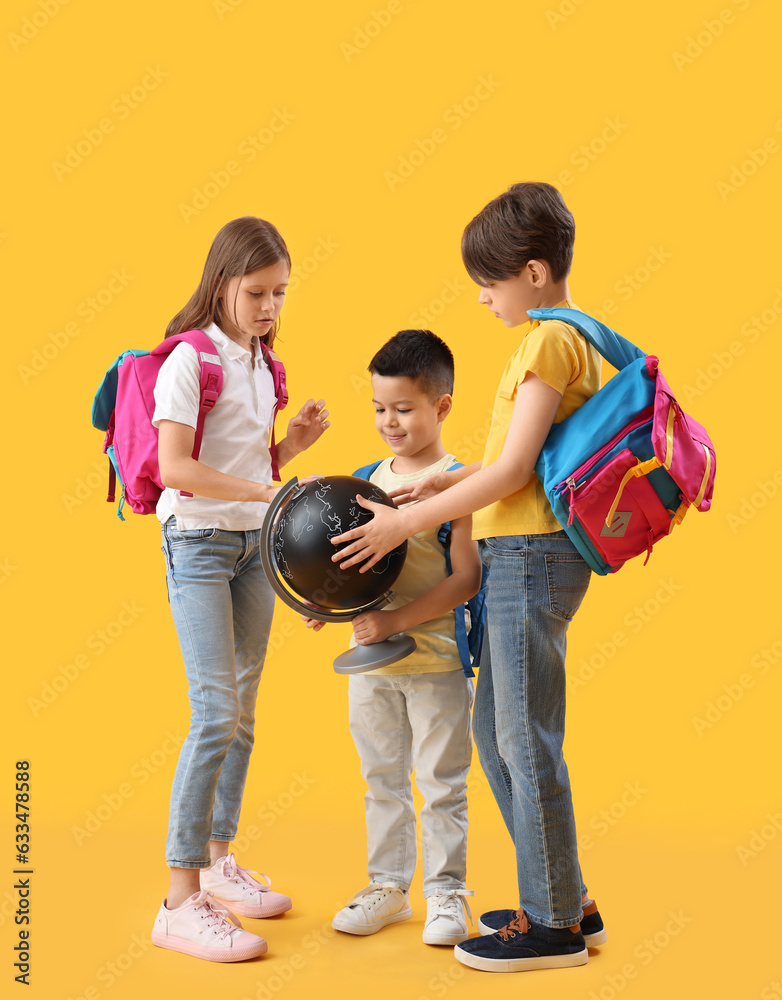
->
[166,216,291,346]
[369,329,454,400]
[461,182,575,284]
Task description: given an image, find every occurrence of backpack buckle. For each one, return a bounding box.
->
[202,372,220,409]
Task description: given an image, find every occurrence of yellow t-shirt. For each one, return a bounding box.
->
[472,301,602,540]
[356,453,463,676]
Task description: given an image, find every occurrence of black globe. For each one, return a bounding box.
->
[270,476,407,611]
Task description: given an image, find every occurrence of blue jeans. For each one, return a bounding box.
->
[473,532,591,928]
[161,520,274,868]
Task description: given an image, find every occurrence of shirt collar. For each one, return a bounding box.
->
[205,322,267,365]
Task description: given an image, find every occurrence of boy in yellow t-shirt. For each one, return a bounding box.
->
[305,330,481,947]
[330,183,607,974]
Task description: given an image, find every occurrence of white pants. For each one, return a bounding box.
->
[348,670,474,896]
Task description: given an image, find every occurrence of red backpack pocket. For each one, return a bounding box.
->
[569,449,674,567]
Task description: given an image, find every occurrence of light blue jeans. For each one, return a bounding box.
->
[473,532,591,928]
[348,670,474,895]
[161,520,274,868]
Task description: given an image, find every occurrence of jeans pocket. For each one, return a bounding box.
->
[483,535,528,556]
[165,526,217,547]
[544,553,591,621]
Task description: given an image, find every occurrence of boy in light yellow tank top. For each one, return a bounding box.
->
[305,330,481,947]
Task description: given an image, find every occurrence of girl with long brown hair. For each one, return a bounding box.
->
[150,217,329,962]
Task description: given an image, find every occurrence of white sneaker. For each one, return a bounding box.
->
[422,888,474,946]
[200,854,292,918]
[152,890,267,962]
[332,882,412,936]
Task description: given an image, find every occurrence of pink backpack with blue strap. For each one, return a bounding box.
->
[91,330,287,519]
[531,308,716,575]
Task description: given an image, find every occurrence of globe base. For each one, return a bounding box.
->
[332,635,417,675]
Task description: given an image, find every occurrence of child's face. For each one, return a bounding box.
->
[477,265,540,327]
[220,261,289,345]
[371,375,449,460]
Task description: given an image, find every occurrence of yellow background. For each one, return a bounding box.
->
[3,0,781,997]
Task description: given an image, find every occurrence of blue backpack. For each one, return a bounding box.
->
[531,307,716,574]
[353,460,486,677]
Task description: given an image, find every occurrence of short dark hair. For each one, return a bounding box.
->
[369,329,454,399]
[461,182,575,284]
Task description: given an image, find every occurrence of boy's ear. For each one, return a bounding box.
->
[526,259,550,288]
[436,393,453,422]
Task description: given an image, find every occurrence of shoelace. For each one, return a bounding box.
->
[221,853,273,894]
[497,908,581,940]
[348,882,405,910]
[190,890,244,939]
[498,908,531,940]
[429,888,474,925]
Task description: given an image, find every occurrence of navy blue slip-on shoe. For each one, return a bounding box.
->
[454,910,588,973]
[477,900,607,947]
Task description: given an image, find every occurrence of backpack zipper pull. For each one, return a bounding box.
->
[116,486,126,522]
[566,476,577,525]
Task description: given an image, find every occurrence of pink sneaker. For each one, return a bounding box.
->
[151,890,267,962]
[200,854,292,918]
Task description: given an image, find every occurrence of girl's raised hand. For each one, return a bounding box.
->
[330,494,408,571]
[388,470,449,506]
[286,399,330,452]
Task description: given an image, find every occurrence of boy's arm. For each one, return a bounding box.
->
[351,514,481,645]
[333,373,563,570]
[388,462,481,505]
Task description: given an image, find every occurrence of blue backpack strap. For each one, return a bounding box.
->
[527,307,646,372]
[437,460,465,561]
[352,460,383,481]
[466,573,487,672]
[439,461,482,678]
[440,523,475,678]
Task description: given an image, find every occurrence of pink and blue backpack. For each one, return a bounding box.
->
[530,308,716,575]
[91,330,288,519]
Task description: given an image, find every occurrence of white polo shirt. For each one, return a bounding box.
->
[152,323,276,530]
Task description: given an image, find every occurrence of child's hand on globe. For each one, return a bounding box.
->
[352,609,399,645]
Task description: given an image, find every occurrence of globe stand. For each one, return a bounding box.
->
[331,635,416,675]
[261,478,416,675]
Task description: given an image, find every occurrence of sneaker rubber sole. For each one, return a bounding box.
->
[582,926,607,947]
[454,942,588,973]
[151,929,267,962]
[332,903,413,936]
[210,895,292,918]
[422,925,469,946]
